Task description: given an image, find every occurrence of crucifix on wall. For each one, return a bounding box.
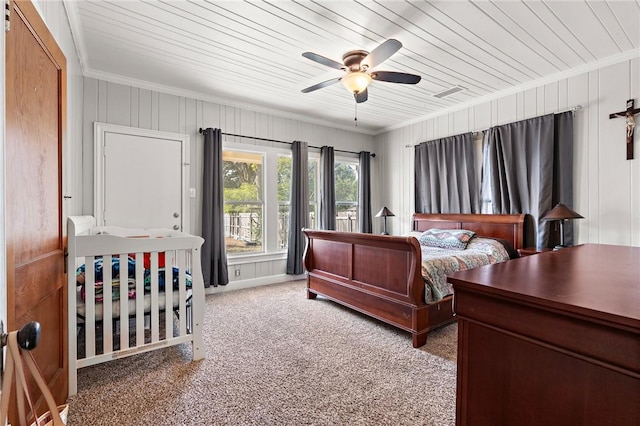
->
[609,99,640,160]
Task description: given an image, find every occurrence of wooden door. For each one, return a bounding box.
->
[95,123,189,232]
[5,0,68,413]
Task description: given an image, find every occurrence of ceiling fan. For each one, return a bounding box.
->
[301,39,421,104]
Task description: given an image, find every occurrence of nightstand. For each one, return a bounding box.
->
[518,247,553,257]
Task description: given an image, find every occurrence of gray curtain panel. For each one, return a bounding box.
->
[358,151,372,233]
[286,141,309,275]
[485,113,573,248]
[414,133,479,214]
[319,146,336,230]
[201,128,229,287]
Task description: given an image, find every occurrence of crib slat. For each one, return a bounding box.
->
[135,252,145,347]
[178,250,187,337]
[164,251,173,340]
[103,254,113,355]
[150,252,160,343]
[119,253,130,351]
[85,256,96,358]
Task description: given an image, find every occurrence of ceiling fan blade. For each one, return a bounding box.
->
[371,71,421,84]
[354,88,368,104]
[360,39,402,70]
[301,77,341,93]
[302,52,344,70]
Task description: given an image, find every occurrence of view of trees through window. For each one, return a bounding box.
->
[223,151,264,254]
[277,156,292,250]
[335,162,359,232]
[276,157,319,250]
[223,148,358,256]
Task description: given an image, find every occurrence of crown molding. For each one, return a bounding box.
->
[62,0,89,75]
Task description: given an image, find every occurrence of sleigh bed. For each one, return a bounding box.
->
[67,216,205,395]
[302,213,525,347]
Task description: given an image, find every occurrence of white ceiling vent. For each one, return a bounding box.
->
[433,85,466,99]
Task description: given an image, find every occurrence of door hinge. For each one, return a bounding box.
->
[5,0,10,33]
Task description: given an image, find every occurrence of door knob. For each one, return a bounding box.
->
[173,225,180,230]
[173,212,180,218]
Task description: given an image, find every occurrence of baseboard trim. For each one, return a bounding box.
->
[205,274,307,294]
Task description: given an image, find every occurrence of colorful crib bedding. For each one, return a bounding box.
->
[410,235,514,303]
[75,287,189,323]
[76,255,192,303]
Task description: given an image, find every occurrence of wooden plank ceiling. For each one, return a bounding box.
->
[65,0,640,134]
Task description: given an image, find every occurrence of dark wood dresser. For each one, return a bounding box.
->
[449,244,640,426]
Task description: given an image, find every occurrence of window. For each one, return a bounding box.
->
[223,150,264,254]
[277,156,318,249]
[277,155,292,250]
[334,161,359,232]
[307,156,359,232]
[223,144,296,256]
[308,158,318,229]
[222,144,360,256]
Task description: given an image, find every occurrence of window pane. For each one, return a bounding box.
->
[277,156,292,250]
[308,159,317,203]
[308,159,318,227]
[335,162,358,232]
[224,204,263,254]
[223,151,264,254]
[308,203,317,229]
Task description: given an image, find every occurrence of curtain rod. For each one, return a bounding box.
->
[198,129,375,158]
[470,105,582,136]
[404,104,583,147]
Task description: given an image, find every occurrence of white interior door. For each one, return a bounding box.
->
[95,123,190,232]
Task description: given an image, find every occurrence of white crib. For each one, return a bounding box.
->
[67,216,205,396]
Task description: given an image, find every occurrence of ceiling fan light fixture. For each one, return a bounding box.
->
[341,72,371,94]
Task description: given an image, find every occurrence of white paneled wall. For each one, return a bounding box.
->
[376,57,640,248]
[82,78,378,284]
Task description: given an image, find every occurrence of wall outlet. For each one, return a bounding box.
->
[234,269,241,277]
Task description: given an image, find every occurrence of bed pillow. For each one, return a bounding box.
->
[405,231,424,240]
[482,237,520,259]
[418,229,476,250]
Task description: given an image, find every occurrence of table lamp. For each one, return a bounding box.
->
[541,203,583,250]
[375,207,395,235]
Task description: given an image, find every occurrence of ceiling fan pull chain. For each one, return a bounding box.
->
[354,101,358,127]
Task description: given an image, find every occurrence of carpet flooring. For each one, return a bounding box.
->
[68,280,457,425]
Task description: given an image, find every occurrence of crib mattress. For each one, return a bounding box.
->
[76,287,191,323]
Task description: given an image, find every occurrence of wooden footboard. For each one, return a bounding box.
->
[302,230,453,347]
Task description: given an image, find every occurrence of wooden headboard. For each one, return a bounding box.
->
[412,213,526,251]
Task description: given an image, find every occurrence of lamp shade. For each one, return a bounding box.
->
[341,72,372,94]
[541,203,583,221]
[375,207,395,218]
